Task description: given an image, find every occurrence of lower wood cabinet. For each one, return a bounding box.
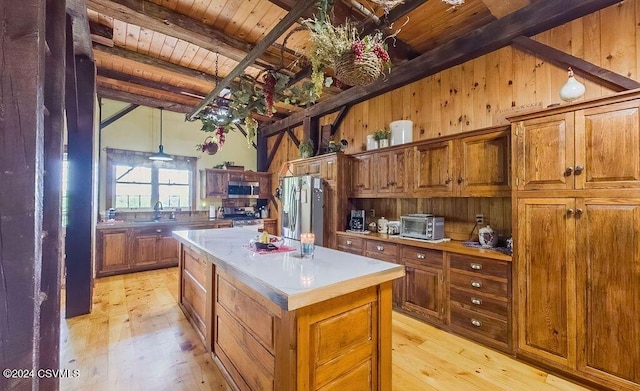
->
[336,233,513,353]
[180,246,213,347]
[96,221,231,277]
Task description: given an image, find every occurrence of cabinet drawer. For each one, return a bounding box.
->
[184,249,207,288]
[450,305,508,345]
[449,287,508,320]
[365,240,398,257]
[217,274,276,352]
[449,254,509,278]
[337,236,364,254]
[135,226,170,237]
[401,247,443,268]
[450,271,508,297]
[182,272,207,338]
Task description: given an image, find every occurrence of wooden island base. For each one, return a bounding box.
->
[178,243,394,391]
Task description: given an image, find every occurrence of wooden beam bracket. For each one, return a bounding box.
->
[100,103,139,129]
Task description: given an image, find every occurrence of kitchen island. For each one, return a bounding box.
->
[173,227,405,391]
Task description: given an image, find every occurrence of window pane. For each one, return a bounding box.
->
[115,183,152,209]
[159,185,190,208]
[158,168,190,184]
[115,165,152,183]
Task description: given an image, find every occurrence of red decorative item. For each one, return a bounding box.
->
[200,136,219,155]
[263,71,276,117]
[216,126,226,147]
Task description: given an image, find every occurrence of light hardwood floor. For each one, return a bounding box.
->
[60,268,588,391]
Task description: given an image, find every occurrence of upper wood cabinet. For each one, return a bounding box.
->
[412,140,455,197]
[256,173,272,199]
[513,98,640,193]
[351,154,375,197]
[349,126,510,198]
[201,170,228,198]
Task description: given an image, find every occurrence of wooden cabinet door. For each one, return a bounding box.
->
[513,113,575,191]
[96,229,130,276]
[402,261,444,324]
[257,173,272,199]
[292,162,309,176]
[321,156,337,182]
[412,140,455,196]
[132,234,159,267]
[157,236,179,265]
[351,155,374,196]
[376,148,409,195]
[575,198,640,388]
[575,100,640,190]
[459,130,510,196]
[202,170,228,198]
[516,198,576,368]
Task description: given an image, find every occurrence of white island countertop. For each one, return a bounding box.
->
[173,227,405,311]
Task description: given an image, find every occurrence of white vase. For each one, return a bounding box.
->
[366,135,378,150]
[560,67,585,102]
[379,139,389,148]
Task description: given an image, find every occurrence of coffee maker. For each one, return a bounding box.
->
[348,210,366,231]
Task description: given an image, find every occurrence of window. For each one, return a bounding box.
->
[106,148,197,210]
[62,157,69,226]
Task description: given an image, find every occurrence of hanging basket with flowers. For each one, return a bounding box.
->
[334,33,391,87]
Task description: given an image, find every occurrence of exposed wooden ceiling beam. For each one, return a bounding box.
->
[86,0,290,72]
[94,44,217,84]
[262,0,623,136]
[187,1,318,120]
[97,76,201,106]
[66,0,94,59]
[98,87,195,113]
[100,104,139,129]
[89,20,113,47]
[512,36,640,92]
[97,68,209,98]
[482,0,530,18]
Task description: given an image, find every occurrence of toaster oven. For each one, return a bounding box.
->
[400,214,445,240]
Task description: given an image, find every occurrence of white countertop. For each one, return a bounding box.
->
[173,227,405,311]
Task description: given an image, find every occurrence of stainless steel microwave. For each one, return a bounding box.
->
[400,214,445,240]
[227,181,259,198]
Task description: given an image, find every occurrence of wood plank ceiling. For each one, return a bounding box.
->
[86,0,619,127]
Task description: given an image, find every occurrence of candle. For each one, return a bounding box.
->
[300,233,315,258]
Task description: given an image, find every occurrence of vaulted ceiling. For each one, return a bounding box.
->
[83,0,621,130]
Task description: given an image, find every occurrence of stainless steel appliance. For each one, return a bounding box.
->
[400,214,445,240]
[349,210,366,232]
[280,175,324,245]
[227,180,259,198]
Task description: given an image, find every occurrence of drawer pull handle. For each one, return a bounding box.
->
[346,240,353,245]
[376,245,384,251]
[471,281,482,288]
[471,298,482,305]
[470,263,482,270]
[417,253,425,259]
[471,319,482,327]
[155,229,162,233]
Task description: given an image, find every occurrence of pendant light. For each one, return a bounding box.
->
[149,107,173,161]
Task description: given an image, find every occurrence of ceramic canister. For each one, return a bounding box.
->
[377,217,389,234]
[389,120,413,146]
[478,225,498,248]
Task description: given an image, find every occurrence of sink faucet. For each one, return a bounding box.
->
[153,200,163,220]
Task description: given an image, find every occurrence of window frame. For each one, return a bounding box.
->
[105,148,197,211]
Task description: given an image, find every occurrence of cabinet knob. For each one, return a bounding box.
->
[471,298,483,305]
[457,176,463,185]
[155,229,162,233]
[346,240,353,245]
[376,245,384,251]
[471,281,482,288]
[565,166,574,176]
[575,208,583,217]
[445,178,452,184]
[417,253,425,259]
[470,263,482,270]
[567,208,574,216]
[574,165,584,175]
[471,319,482,327]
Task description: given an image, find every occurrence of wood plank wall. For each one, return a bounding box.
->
[265,1,639,235]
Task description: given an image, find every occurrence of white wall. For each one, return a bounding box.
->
[98,99,257,211]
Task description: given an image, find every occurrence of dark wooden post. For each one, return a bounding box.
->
[303,116,320,155]
[0,0,59,388]
[64,54,96,318]
[257,131,268,172]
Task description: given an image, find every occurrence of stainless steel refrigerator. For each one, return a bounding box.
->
[280,175,324,245]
